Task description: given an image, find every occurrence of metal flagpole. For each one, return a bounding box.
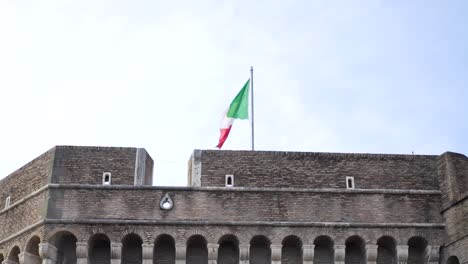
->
[250,66,255,151]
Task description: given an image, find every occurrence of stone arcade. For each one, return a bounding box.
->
[0,146,466,264]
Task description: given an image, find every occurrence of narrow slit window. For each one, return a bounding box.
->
[225,174,234,187]
[103,172,112,185]
[5,196,10,208]
[346,176,355,189]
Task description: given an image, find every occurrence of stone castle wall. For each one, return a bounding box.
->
[436,152,468,264]
[190,150,440,190]
[45,185,443,224]
[0,148,54,248]
[0,146,466,264]
[0,145,153,254]
[50,146,142,185]
[0,147,54,206]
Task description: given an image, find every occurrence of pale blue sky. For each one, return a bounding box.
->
[1,0,467,186]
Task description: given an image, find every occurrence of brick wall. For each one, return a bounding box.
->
[145,151,154,185]
[0,191,46,239]
[437,152,468,209]
[191,150,440,190]
[51,146,138,185]
[0,147,54,205]
[437,152,468,264]
[0,148,53,241]
[47,186,443,224]
[445,237,468,264]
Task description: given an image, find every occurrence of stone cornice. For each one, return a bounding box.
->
[48,184,441,195]
[44,219,445,228]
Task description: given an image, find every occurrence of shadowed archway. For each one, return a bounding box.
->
[345,236,365,264]
[407,237,427,264]
[154,234,175,264]
[7,246,20,264]
[122,233,143,264]
[249,235,271,264]
[186,235,207,264]
[446,256,460,264]
[314,236,334,264]
[25,236,41,264]
[89,234,111,264]
[218,235,239,264]
[50,231,78,264]
[281,235,302,264]
[377,236,396,264]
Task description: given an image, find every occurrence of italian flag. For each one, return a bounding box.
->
[216,79,250,149]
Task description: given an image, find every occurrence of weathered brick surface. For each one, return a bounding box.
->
[437,152,468,264]
[0,146,466,264]
[0,148,52,245]
[192,150,440,190]
[437,152,468,209]
[0,147,53,205]
[47,187,443,224]
[0,191,46,239]
[51,146,138,185]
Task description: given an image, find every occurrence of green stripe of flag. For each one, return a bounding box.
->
[227,79,250,119]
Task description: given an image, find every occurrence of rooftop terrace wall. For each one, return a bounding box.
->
[190,150,440,190]
[50,146,153,185]
[0,147,54,205]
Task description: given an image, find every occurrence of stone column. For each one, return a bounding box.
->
[239,244,249,264]
[38,242,58,264]
[110,242,122,264]
[207,243,219,264]
[271,244,282,264]
[366,245,378,264]
[142,243,153,264]
[17,254,23,264]
[17,253,25,264]
[396,245,408,264]
[303,244,315,264]
[175,243,186,264]
[425,246,440,264]
[3,260,19,264]
[334,245,346,264]
[76,242,88,264]
[23,252,43,264]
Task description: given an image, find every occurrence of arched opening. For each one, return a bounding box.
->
[447,256,460,264]
[281,235,302,264]
[89,234,111,264]
[0,253,5,264]
[8,246,20,264]
[50,231,78,264]
[154,235,175,264]
[122,234,143,264]
[249,235,271,264]
[25,236,41,264]
[407,237,427,264]
[314,236,334,264]
[186,235,207,264]
[218,235,239,264]
[345,236,365,264]
[377,236,396,264]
